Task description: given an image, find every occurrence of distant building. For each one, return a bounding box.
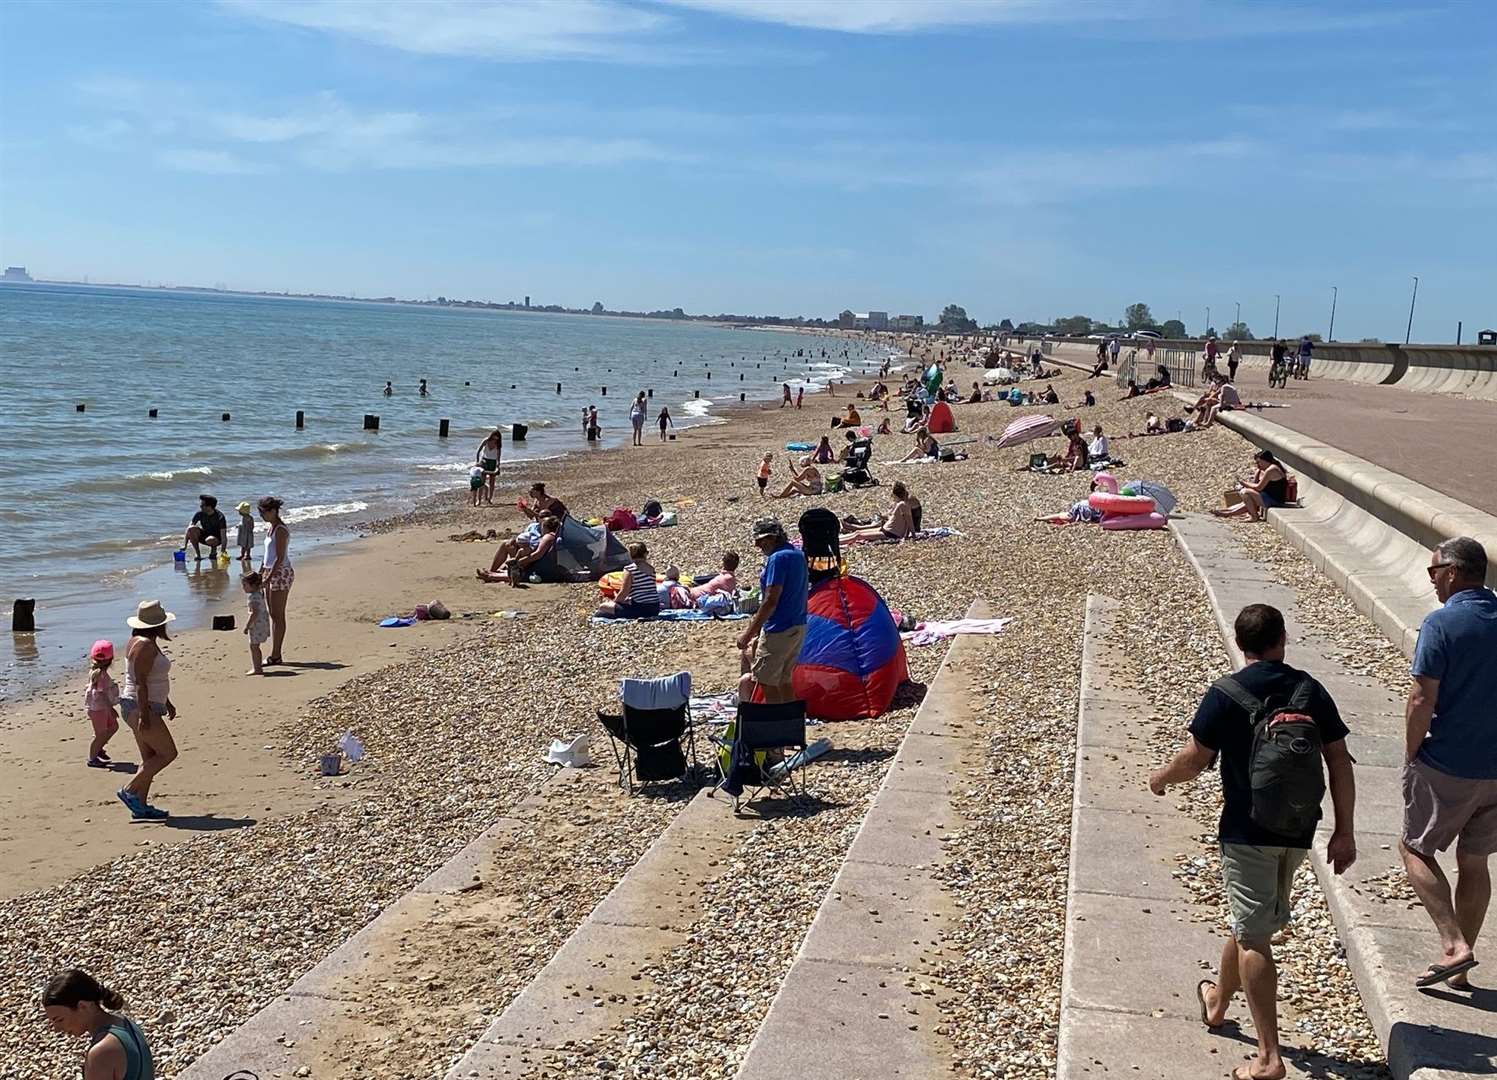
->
[865,310,889,331]
[524,295,531,308]
[890,314,923,331]
[2,266,33,282]
[837,309,856,329]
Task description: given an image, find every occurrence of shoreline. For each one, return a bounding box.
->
[0,324,900,702]
[0,342,904,899]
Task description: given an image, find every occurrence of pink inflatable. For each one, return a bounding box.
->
[1089,472,1119,494]
[1088,492,1155,516]
[1101,511,1168,531]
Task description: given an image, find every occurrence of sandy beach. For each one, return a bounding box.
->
[3,341,1402,1077]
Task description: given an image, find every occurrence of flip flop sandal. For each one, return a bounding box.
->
[1196,980,1224,1029]
[1416,957,1478,988]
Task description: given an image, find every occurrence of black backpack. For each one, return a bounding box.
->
[1211,675,1325,837]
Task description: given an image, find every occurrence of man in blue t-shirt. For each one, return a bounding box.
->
[1403,536,1497,990]
[1150,604,1356,1080]
[736,518,808,704]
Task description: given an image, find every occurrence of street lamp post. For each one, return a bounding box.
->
[1234,302,1241,334]
[1273,294,1280,338]
[1206,306,1211,337]
[1328,286,1337,342]
[1406,276,1419,344]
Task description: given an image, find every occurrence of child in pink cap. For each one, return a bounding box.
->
[85,640,121,767]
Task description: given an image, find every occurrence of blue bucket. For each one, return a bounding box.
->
[173,549,186,563]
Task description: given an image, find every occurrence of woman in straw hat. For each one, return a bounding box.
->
[116,600,178,820]
[257,496,294,664]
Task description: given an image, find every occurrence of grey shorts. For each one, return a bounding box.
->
[119,698,168,732]
[1403,757,1497,856]
[1220,843,1307,942]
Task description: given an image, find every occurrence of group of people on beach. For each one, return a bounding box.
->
[84,494,294,823]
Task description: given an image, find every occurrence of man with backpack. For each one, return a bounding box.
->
[1149,604,1357,1080]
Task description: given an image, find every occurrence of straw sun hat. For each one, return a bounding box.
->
[126,600,176,630]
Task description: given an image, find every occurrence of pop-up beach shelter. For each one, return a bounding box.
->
[532,517,630,582]
[792,575,908,720]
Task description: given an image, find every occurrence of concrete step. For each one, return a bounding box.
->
[733,601,993,1080]
[443,785,758,1078]
[1170,513,1497,1079]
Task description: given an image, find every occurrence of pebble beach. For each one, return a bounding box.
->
[3,336,1401,1078]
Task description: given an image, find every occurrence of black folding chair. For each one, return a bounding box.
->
[597,672,698,794]
[715,699,812,814]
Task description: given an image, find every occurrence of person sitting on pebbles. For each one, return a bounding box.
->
[841,482,919,544]
[477,516,561,583]
[771,458,824,498]
[595,542,661,619]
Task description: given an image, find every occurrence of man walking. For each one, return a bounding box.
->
[736,518,807,704]
[1150,604,1357,1080]
[1403,536,1497,989]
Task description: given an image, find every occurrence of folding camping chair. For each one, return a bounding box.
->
[715,699,814,814]
[596,672,699,794]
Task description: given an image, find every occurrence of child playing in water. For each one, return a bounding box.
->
[243,571,271,675]
[236,501,256,561]
[757,452,772,497]
[84,640,120,768]
[469,466,485,507]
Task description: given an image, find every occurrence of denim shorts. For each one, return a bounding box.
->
[119,698,168,731]
[1261,490,1284,509]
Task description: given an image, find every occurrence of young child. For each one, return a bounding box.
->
[236,501,255,561]
[757,452,773,497]
[468,465,485,507]
[84,640,120,768]
[243,572,271,675]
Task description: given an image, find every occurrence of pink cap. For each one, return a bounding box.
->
[89,639,114,662]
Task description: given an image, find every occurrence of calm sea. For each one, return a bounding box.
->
[0,283,893,697]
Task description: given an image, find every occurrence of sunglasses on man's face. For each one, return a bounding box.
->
[1427,562,1453,580]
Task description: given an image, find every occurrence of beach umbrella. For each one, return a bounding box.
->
[1128,480,1178,516]
[994,414,1059,448]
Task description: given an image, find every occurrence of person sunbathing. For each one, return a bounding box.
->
[771,459,824,497]
[841,483,918,544]
[477,516,561,584]
[899,426,940,462]
[689,551,740,601]
[1045,429,1091,473]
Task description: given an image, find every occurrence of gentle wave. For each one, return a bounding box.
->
[281,442,354,459]
[127,465,214,482]
[680,398,715,417]
[415,461,472,472]
[282,500,370,524]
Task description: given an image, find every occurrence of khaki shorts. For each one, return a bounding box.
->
[751,625,806,687]
[1220,843,1307,943]
[1403,757,1497,857]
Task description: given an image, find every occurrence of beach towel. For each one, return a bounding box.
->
[867,526,961,544]
[689,691,739,726]
[903,616,1014,647]
[590,608,751,625]
[621,671,692,711]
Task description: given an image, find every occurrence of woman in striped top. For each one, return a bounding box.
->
[595,542,661,620]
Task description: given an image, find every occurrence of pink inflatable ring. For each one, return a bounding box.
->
[1102,511,1168,531]
[1088,492,1156,516]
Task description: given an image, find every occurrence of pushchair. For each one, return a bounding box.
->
[841,437,877,488]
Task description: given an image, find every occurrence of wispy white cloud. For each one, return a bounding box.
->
[69,79,693,174]
[220,0,673,61]
[156,148,266,174]
[663,0,1422,39]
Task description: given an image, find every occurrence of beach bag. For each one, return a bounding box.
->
[1212,675,1325,838]
[824,473,844,493]
[1285,475,1299,503]
[641,500,663,519]
[735,587,761,615]
[1029,453,1048,471]
[605,507,638,532]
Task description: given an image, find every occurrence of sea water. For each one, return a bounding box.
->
[0,283,894,696]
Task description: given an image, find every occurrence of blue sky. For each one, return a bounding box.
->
[1,0,1492,340]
